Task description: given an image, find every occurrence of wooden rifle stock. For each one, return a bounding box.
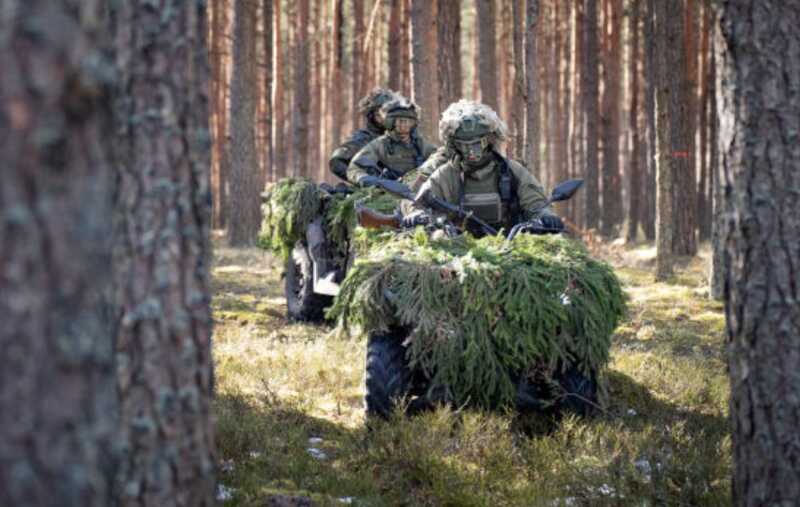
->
[356,205,401,229]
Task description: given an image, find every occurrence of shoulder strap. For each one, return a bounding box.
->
[496,153,521,225]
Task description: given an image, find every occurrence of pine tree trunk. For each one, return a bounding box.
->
[718,2,800,504]
[525,0,541,176]
[642,0,656,240]
[111,2,216,505]
[410,0,438,141]
[388,0,402,90]
[273,1,286,177]
[511,0,524,161]
[400,0,411,94]
[625,0,642,243]
[330,0,344,149]
[571,0,585,227]
[351,0,364,129]
[600,0,622,237]
[438,0,461,111]
[476,0,498,109]
[582,0,600,230]
[228,0,261,245]
[709,26,724,301]
[263,0,274,182]
[0,3,116,505]
[697,2,712,241]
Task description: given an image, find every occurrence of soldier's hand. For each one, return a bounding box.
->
[539,213,564,231]
[357,175,381,188]
[401,211,430,228]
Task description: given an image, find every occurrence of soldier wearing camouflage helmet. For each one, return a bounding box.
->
[411,100,563,236]
[347,96,437,186]
[328,87,397,181]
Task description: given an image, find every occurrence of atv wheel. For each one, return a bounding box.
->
[554,366,599,416]
[285,242,333,322]
[365,331,413,419]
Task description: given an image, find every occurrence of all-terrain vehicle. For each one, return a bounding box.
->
[329,178,626,419]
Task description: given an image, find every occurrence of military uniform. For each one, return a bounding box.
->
[328,123,384,181]
[417,153,551,236]
[347,131,437,183]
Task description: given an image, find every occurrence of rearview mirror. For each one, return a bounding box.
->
[550,179,584,203]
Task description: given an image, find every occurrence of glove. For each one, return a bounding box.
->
[401,211,431,228]
[357,175,381,188]
[539,213,564,231]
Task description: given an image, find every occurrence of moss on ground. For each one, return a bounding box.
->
[212,235,730,506]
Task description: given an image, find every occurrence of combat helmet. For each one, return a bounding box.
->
[439,100,508,146]
[357,87,397,116]
[380,97,420,130]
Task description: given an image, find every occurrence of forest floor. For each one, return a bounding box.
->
[210,232,730,506]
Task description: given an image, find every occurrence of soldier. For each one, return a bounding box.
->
[329,87,397,181]
[347,97,438,186]
[410,100,564,236]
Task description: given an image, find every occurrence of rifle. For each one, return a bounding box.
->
[356,206,401,229]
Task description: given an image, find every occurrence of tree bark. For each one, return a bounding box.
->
[709,26,724,301]
[111,1,216,505]
[625,0,642,243]
[642,0,656,240]
[263,0,274,182]
[438,0,461,111]
[475,0,498,109]
[600,0,623,237]
[582,0,600,230]
[697,1,712,241]
[410,0,438,142]
[351,0,364,129]
[388,0,403,90]
[0,3,116,505]
[511,0,524,160]
[717,2,800,504]
[330,0,344,150]
[227,0,261,245]
[525,0,541,176]
[273,1,286,177]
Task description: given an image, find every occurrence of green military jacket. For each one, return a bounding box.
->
[347,130,437,183]
[329,123,384,181]
[417,155,551,232]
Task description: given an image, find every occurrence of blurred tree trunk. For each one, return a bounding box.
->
[400,0,411,94]
[642,0,656,240]
[570,0,585,227]
[388,0,402,90]
[625,0,642,243]
[330,0,344,148]
[475,0,498,109]
[438,0,461,112]
[351,0,364,128]
[228,0,260,245]
[511,0,524,160]
[600,0,622,237]
[263,0,274,182]
[0,3,116,505]
[309,0,321,177]
[273,1,286,177]
[697,2,712,241]
[718,2,800,504]
[709,28,724,301]
[525,0,540,175]
[111,1,216,505]
[410,0,439,141]
[582,0,600,230]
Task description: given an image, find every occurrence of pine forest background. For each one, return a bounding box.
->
[214,0,716,260]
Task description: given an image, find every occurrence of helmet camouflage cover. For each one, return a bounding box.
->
[380,97,420,124]
[358,87,397,115]
[439,99,508,145]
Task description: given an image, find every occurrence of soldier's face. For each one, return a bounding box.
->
[394,117,416,136]
[455,137,489,164]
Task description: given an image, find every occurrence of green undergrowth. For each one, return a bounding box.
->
[330,231,626,409]
[212,236,731,506]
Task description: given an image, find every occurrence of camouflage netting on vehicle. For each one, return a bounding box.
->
[328,231,627,408]
[257,177,403,262]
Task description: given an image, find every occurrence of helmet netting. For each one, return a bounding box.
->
[438,100,508,145]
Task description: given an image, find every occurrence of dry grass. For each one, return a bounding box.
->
[212,233,730,506]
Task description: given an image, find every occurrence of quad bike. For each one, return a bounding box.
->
[351,178,603,419]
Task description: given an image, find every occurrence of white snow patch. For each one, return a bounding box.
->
[338,497,355,504]
[308,437,324,445]
[307,447,328,460]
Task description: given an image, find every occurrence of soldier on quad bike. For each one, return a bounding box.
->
[410,100,565,236]
[329,87,398,182]
[347,97,438,186]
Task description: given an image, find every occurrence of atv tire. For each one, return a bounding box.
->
[554,366,599,416]
[365,331,413,419]
[285,242,333,323]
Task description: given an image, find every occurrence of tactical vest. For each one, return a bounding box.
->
[458,154,520,236]
[383,133,426,176]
